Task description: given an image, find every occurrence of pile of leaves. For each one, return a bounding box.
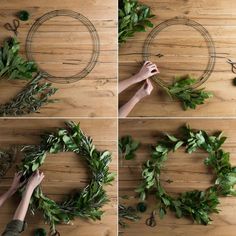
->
[18,121,115,234]
[136,125,236,225]
[119,204,140,228]
[167,75,213,110]
[0,38,37,80]
[119,0,155,44]
[0,149,15,178]
[119,135,140,160]
[0,38,58,116]
[0,73,58,116]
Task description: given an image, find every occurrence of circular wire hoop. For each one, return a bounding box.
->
[143,17,216,89]
[25,10,100,84]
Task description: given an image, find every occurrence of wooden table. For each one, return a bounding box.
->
[0,119,117,236]
[0,0,117,117]
[119,118,236,236]
[119,0,236,117]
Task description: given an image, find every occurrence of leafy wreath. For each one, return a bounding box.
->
[136,125,236,225]
[18,121,115,234]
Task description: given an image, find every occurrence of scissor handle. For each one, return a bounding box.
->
[13,19,20,28]
[4,22,13,31]
[50,230,60,236]
[145,216,156,227]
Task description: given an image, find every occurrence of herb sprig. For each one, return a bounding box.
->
[0,149,15,178]
[0,73,58,116]
[119,135,140,160]
[136,126,236,225]
[119,204,140,228]
[119,0,155,44]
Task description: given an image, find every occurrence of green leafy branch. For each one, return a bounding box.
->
[119,135,140,160]
[0,73,58,116]
[0,38,37,80]
[119,204,140,228]
[167,75,213,110]
[119,0,155,44]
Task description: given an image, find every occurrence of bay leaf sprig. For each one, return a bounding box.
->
[0,73,58,116]
[0,38,37,80]
[119,135,140,160]
[167,75,213,110]
[136,125,236,225]
[119,0,155,44]
[119,204,140,228]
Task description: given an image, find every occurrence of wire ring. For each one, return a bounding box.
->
[25,10,100,84]
[143,17,216,89]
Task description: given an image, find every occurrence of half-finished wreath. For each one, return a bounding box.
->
[136,125,236,225]
[18,121,115,234]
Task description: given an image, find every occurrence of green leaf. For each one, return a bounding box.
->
[119,135,140,160]
[32,162,39,171]
[159,207,166,219]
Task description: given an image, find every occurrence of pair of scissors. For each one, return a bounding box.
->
[4,19,20,36]
[226,59,236,74]
[145,210,157,227]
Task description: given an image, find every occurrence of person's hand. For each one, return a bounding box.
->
[26,170,44,191]
[135,79,153,101]
[136,61,159,82]
[9,172,24,194]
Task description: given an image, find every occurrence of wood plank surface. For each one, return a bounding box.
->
[0,119,117,236]
[0,0,117,117]
[119,0,236,117]
[119,118,236,236]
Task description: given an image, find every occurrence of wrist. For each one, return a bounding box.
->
[131,73,144,83]
[7,187,16,196]
[24,185,34,195]
[133,93,141,103]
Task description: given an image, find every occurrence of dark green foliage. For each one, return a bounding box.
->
[0,38,37,80]
[119,135,140,160]
[136,125,236,225]
[119,0,155,44]
[17,10,30,21]
[0,149,15,178]
[0,73,58,116]
[168,75,213,110]
[119,204,140,228]
[34,228,47,236]
[18,121,115,233]
[136,202,147,212]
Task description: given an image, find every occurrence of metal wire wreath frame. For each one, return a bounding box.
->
[25,9,100,84]
[143,17,216,89]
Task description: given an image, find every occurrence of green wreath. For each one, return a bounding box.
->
[18,121,115,234]
[136,125,236,225]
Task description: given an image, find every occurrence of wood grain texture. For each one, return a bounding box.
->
[119,118,236,236]
[0,0,117,117]
[0,119,117,236]
[119,0,236,117]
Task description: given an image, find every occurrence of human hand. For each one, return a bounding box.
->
[136,61,159,82]
[135,79,153,101]
[9,172,24,194]
[26,170,44,191]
